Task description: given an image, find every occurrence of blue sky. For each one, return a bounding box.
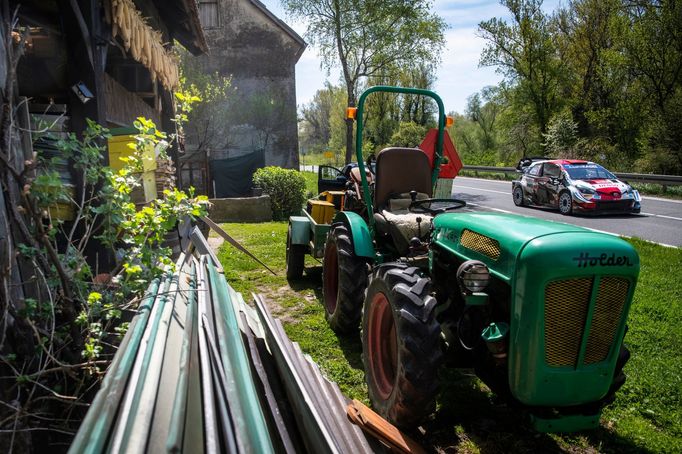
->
[260,0,561,114]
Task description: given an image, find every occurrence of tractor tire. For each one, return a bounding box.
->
[322,224,368,333]
[513,185,525,206]
[286,224,305,279]
[559,191,573,215]
[362,264,443,428]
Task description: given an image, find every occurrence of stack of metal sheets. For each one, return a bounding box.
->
[69,228,377,454]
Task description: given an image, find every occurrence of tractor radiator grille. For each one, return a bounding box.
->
[584,277,630,364]
[460,229,501,260]
[544,277,629,368]
[544,278,592,367]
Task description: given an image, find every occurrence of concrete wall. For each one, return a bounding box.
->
[208,195,272,222]
[192,0,304,169]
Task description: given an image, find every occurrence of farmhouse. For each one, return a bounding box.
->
[188,0,306,197]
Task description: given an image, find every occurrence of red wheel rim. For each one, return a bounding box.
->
[368,292,398,400]
[323,242,338,314]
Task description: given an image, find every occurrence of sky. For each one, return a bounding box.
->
[260,0,561,114]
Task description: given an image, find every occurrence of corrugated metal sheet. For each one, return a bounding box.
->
[69,227,378,454]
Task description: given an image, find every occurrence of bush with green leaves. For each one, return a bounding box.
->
[253,166,306,220]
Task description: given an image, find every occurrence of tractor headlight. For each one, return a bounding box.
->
[457,260,490,293]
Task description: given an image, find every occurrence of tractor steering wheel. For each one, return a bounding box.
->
[409,198,466,215]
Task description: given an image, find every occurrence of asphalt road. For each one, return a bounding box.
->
[451,177,682,247]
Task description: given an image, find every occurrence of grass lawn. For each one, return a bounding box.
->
[216,222,681,453]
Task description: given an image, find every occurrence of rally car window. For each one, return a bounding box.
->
[528,164,542,176]
[543,163,561,178]
[563,164,616,180]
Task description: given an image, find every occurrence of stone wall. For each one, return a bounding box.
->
[190,0,304,169]
[208,195,272,222]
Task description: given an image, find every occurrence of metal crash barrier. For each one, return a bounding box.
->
[69,227,379,454]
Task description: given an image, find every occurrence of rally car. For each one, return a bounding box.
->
[512,158,641,215]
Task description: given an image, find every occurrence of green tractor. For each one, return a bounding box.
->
[287,86,638,432]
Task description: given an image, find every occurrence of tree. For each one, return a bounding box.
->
[479,0,564,140]
[179,49,233,154]
[300,82,338,154]
[390,121,428,148]
[465,86,501,151]
[283,0,446,163]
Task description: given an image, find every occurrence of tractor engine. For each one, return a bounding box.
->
[430,212,638,432]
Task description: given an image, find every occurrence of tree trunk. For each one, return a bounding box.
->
[344,87,356,164]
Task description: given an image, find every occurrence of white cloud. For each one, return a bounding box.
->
[264,0,564,112]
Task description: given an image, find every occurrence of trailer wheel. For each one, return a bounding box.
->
[322,224,368,333]
[286,224,305,279]
[362,265,442,428]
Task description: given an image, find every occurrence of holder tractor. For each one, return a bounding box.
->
[286,86,639,432]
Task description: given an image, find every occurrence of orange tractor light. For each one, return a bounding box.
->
[346,107,357,120]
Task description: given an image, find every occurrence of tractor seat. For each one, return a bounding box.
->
[373,147,432,210]
[372,147,434,256]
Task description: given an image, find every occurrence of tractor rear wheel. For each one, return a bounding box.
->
[286,224,305,279]
[362,265,442,428]
[322,224,368,333]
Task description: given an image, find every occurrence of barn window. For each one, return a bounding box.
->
[198,0,219,29]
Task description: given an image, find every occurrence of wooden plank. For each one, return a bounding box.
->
[346,400,426,454]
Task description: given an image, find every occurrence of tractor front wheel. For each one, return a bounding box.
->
[322,224,368,333]
[362,265,442,428]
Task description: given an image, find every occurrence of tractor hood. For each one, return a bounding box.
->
[432,213,589,282]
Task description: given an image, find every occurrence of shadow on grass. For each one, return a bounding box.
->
[288,266,365,372]
[422,368,645,453]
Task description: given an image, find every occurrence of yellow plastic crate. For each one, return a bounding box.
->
[322,190,345,210]
[307,200,335,225]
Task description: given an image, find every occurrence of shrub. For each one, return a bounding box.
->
[253,166,306,220]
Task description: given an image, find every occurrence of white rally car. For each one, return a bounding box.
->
[512,159,641,215]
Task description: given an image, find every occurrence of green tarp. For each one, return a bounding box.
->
[210,150,265,197]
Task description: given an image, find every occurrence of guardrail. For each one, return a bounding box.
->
[302,164,682,187]
[462,166,682,187]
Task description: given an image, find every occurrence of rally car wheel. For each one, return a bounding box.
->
[559,191,573,215]
[362,265,442,428]
[513,186,525,206]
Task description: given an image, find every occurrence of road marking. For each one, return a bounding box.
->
[465,202,513,214]
[642,195,682,204]
[640,212,682,222]
[455,183,682,221]
[468,202,679,248]
[457,176,511,185]
[454,185,509,195]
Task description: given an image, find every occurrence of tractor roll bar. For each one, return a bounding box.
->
[354,85,446,233]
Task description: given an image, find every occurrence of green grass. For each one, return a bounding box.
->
[300,171,318,198]
[216,223,682,452]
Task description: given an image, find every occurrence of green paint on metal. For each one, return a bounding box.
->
[207,264,275,454]
[481,322,509,343]
[333,211,375,259]
[432,212,591,281]
[431,212,639,410]
[167,262,197,453]
[530,412,601,433]
[509,232,639,407]
[354,86,447,234]
[465,293,488,306]
[68,277,164,454]
[111,270,179,452]
[289,216,311,245]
